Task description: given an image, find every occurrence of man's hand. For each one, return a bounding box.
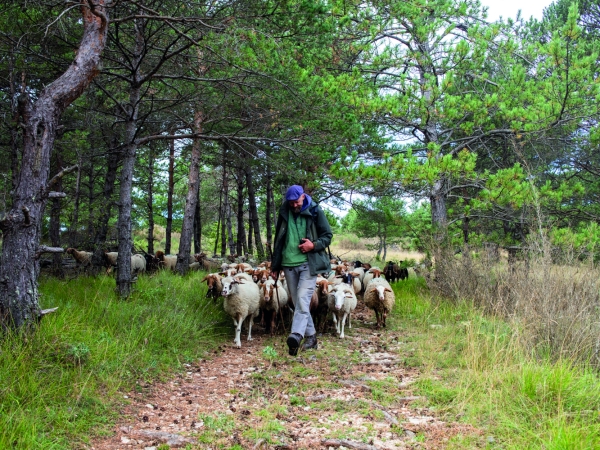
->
[299,239,315,253]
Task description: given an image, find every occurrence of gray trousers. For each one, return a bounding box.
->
[284,263,317,337]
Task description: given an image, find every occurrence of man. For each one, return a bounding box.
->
[271,185,333,356]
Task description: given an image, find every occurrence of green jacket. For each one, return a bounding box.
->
[271,199,333,276]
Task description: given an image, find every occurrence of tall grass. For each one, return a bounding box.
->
[393,278,600,449]
[424,243,600,367]
[0,271,228,449]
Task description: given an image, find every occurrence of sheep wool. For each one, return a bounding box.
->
[221,276,260,348]
[363,278,395,328]
[327,283,357,338]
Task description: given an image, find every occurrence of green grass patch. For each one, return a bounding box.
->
[391,278,600,449]
[0,271,228,449]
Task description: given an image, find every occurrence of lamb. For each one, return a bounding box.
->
[201,273,223,302]
[259,279,289,335]
[235,263,253,274]
[66,248,93,268]
[327,283,357,338]
[363,278,395,328]
[221,275,261,348]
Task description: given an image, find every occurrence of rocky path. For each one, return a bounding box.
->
[89,304,481,449]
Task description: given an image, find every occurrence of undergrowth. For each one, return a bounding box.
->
[0,270,227,449]
[2,270,599,449]
[395,278,600,449]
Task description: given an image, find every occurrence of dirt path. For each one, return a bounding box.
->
[89,304,481,449]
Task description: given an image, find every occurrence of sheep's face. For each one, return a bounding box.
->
[375,285,386,301]
[333,288,352,310]
[221,278,239,296]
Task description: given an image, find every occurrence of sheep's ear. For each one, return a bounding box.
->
[384,288,393,293]
[327,281,335,285]
[201,276,208,282]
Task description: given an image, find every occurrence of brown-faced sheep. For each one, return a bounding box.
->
[363,278,395,328]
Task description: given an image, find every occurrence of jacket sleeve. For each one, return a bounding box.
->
[311,206,333,252]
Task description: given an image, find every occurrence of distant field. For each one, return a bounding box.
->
[329,233,424,264]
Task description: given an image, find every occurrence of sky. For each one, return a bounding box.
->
[481,0,555,22]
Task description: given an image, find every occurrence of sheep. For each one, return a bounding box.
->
[363,278,395,328]
[327,283,357,338]
[66,248,93,268]
[343,272,362,295]
[131,253,146,274]
[221,275,260,348]
[103,251,118,267]
[155,251,177,271]
[141,251,160,272]
[259,279,289,335]
[312,277,331,333]
[201,273,223,302]
[350,265,365,284]
[235,263,253,274]
[194,253,221,271]
[362,268,383,288]
[327,264,348,283]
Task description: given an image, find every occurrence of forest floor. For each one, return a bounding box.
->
[88,300,483,450]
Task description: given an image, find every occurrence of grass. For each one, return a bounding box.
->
[2,258,600,448]
[392,278,600,449]
[0,270,228,449]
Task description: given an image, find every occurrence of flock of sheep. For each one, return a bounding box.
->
[64,248,405,349]
[209,259,401,349]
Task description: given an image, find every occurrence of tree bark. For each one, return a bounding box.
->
[0,0,108,332]
[91,139,120,271]
[69,153,83,247]
[165,138,175,255]
[146,145,155,254]
[176,111,203,275]
[193,175,201,254]
[221,153,228,258]
[266,164,273,252]
[116,16,144,297]
[245,165,264,260]
[236,166,246,256]
[49,153,64,278]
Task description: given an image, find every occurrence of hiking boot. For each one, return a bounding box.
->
[301,334,318,351]
[286,333,302,356]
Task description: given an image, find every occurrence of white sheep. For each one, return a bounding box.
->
[363,278,395,328]
[327,283,357,338]
[221,275,260,348]
[131,253,146,274]
[362,268,383,288]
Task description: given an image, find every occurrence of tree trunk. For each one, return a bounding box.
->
[226,200,235,256]
[247,214,254,256]
[146,145,155,254]
[245,165,264,260]
[165,138,175,255]
[176,112,203,275]
[0,0,108,332]
[90,142,120,272]
[116,17,144,297]
[193,176,201,254]
[266,164,273,251]
[69,154,83,247]
[49,153,64,278]
[236,166,246,256]
[213,188,222,257]
[221,153,228,258]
